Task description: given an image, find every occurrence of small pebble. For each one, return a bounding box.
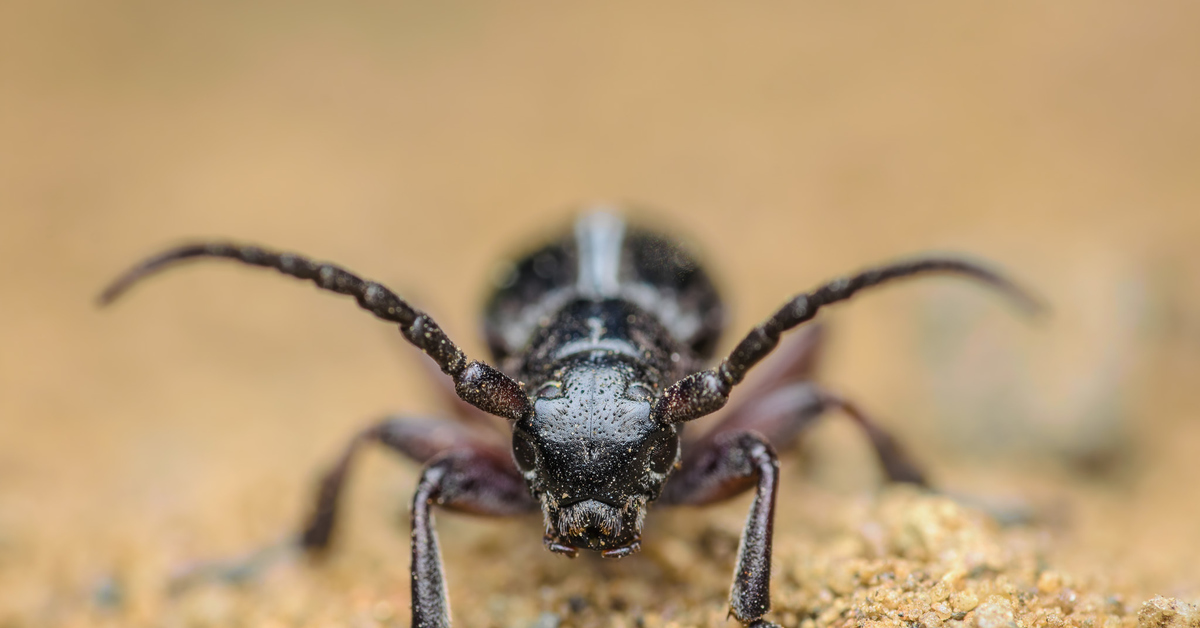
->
[1058,588,1078,613]
[529,612,561,628]
[973,597,1017,628]
[91,574,124,610]
[1038,571,1064,594]
[952,591,980,613]
[1137,596,1200,628]
[371,601,395,622]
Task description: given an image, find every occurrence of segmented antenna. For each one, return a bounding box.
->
[654,256,1044,424]
[99,242,532,420]
[101,242,414,318]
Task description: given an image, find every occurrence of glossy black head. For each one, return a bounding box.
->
[511,354,679,556]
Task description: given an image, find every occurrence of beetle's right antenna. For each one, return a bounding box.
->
[652,256,1044,425]
[99,242,532,421]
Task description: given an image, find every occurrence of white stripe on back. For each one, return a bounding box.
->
[574,210,626,298]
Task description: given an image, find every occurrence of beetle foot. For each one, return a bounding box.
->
[600,539,641,559]
[545,538,580,558]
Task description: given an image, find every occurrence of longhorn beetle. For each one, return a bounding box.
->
[100,209,1039,627]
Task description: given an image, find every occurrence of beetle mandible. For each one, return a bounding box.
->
[100,208,1039,627]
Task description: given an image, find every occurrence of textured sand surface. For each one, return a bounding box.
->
[2,2,1199,626]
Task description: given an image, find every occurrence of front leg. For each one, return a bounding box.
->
[411,450,535,628]
[663,431,781,627]
[168,417,529,596]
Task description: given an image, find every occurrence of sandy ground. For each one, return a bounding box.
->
[2,2,1200,626]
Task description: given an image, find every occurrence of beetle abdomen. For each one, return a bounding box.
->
[483,208,725,373]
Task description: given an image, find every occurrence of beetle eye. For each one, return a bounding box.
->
[512,429,538,472]
[536,381,563,399]
[645,428,678,474]
[626,382,654,402]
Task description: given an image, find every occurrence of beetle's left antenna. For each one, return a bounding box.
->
[653,256,1044,425]
[99,242,532,421]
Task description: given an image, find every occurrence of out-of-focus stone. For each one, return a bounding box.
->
[1138,596,1200,628]
[952,590,980,613]
[972,596,1017,628]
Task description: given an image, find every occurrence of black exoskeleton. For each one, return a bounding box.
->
[100,209,1040,627]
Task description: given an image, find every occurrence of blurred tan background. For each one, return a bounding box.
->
[2,2,1199,626]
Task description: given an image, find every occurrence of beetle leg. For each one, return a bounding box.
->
[302,416,517,551]
[169,417,527,593]
[699,383,926,485]
[661,431,781,627]
[812,389,926,485]
[411,450,536,628]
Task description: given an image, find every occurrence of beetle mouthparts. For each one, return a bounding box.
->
[558,499,624,539]
[551,498,645,552]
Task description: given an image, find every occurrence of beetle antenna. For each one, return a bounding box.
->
[99,242,532,420]
[653,256,1044,424]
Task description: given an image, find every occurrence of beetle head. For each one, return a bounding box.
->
[511,355,679,557]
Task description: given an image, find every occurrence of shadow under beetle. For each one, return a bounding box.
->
[100,208,1040,627]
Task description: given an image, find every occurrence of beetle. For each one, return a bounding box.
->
[100,208,1038,627]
